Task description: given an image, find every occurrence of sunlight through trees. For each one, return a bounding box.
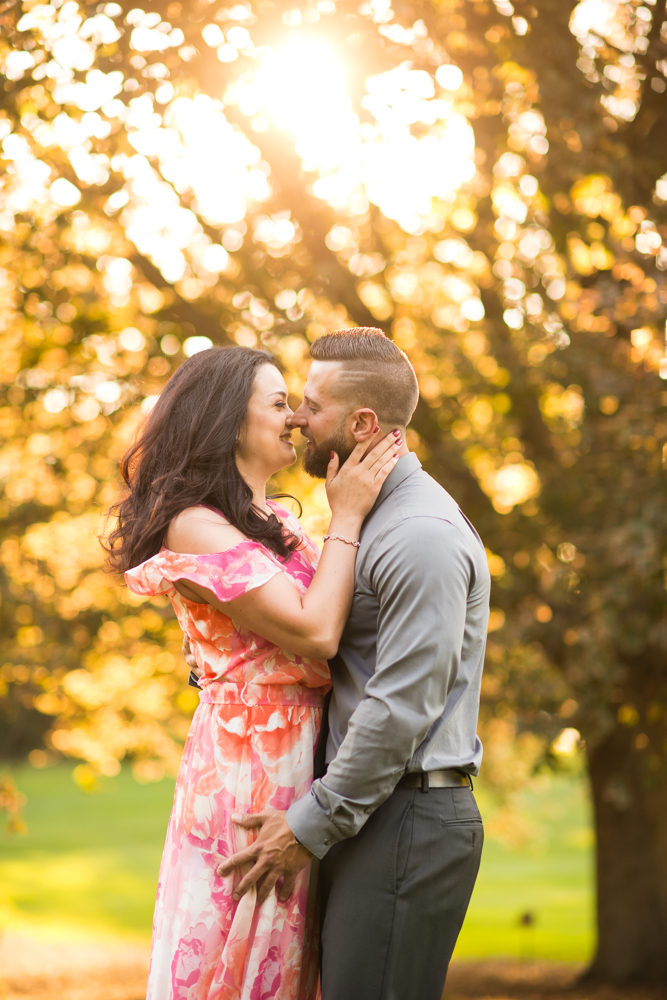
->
[1,0,666,980]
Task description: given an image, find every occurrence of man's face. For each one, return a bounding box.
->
[291,361,356,478]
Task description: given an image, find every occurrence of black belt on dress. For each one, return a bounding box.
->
[397,769,473,792]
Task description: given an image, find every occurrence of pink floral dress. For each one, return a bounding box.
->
[125,502,330,1000]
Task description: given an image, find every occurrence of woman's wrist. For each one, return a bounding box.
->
[328,514,363,537]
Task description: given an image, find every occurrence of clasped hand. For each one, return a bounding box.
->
[217,811,313,904]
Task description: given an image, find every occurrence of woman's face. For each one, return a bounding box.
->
[236,364,296,477]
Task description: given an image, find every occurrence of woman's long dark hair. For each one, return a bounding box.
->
[105,346,300,572]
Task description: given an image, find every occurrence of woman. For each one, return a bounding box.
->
[106,346,399,1000]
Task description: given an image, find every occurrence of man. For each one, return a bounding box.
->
[198,328,490,999]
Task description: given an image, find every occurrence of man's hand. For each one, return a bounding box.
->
[217,812,313,904]
[182,636,203,678]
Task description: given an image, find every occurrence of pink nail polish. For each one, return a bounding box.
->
[330,450,334,459]
[393,429,400,437]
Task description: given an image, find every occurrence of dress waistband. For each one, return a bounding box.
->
[199,680,326,708]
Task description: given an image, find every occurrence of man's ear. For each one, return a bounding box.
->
[350,408,379,441]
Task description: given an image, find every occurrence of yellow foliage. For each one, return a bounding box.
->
[0,775,28,835]
[72,764,99,794]
[357,281,394,319]
[571,175,622,221]
[540,384,585,431]
[485,549,507,578]
[0,0,662,809]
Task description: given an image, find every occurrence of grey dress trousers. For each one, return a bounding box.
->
[319,785,483,1000]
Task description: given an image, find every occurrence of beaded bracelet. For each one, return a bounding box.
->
[323,533,361,549]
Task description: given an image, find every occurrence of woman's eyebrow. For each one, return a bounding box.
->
[268,389,288,397]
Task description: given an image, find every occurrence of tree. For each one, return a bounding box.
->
[0,0,665,982]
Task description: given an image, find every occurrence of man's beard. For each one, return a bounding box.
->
[302,421,355,478]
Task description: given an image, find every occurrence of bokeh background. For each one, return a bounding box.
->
[1,0,666,993]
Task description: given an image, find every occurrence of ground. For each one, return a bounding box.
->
[0,933,149,1000]
[0,935,664,1000]
[443,962,666,1000]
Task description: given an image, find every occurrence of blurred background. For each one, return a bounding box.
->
[0,0,666,996]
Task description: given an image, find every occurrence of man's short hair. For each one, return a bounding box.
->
[310,327,419,427]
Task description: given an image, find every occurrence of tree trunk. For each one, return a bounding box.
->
[586,720,667,983]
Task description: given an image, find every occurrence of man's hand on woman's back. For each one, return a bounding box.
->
[182,636,203,678]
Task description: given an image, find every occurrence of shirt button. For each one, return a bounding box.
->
[324,839,332,846]
[364,807,372,814]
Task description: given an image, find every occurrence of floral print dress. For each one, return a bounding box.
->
[125,502,330,1000]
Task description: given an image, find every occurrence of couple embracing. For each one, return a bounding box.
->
[108,327,490,1000]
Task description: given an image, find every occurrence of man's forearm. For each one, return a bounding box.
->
[286,696,434,857]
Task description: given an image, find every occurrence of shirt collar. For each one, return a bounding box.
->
[366,451,422,520]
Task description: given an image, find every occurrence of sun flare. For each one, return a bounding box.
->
[245,37,358,173]
[1,3,477,281]
[235,34,475,231]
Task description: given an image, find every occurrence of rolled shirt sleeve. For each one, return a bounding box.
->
[287,516,475,859]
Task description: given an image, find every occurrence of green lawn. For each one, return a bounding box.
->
[0,764,174,941]
[0,764,595,959]
[455,774,594,962]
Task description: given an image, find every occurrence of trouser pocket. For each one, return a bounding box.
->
[392,799,414,894]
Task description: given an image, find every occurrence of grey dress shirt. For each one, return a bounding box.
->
[286,453,491,859]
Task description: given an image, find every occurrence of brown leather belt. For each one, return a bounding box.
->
[397,769,472,792]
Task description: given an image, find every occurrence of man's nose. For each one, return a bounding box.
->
[290,403,307,427]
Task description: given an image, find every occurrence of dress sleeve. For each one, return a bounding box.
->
[124,540,284,602]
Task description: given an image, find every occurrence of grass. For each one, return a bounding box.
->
[455,772,594,962]
[0,763,595,960]
[0,764,174,941]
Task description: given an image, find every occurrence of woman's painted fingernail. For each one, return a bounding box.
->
[397,439,403,447]
[393,429,401,437]
[373,426,379,433]
[330,450,334,459]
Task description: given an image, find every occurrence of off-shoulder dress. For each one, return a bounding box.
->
[125,501,330,1000]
